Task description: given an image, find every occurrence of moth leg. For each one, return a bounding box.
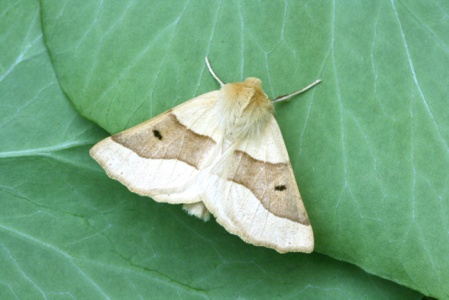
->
[183,202,211,221]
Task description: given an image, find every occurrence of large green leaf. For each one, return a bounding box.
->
[2,0,446,298]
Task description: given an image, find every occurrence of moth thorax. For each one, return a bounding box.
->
[218,77,274,141]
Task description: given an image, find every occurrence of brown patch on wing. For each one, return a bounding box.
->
[228,151,310,225]
[112,113,216,169]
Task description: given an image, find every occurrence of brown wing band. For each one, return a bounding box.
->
[112,113,216,169]
[228,150,310,225]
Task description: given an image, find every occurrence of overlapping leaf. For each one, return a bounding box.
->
[2,0,448,298]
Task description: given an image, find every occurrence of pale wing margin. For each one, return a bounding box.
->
[201,116,314,253]
[90,91,224,204]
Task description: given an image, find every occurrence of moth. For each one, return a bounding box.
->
[90,58,320,253]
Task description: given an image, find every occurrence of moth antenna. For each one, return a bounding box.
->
[272,79,321,103]
[205,57,224,87]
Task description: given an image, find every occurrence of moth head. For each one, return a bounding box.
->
[219,77,274,141]
[221,77,273,113]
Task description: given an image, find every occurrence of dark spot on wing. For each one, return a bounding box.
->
[274,185,286,191]
[153,129,163,140]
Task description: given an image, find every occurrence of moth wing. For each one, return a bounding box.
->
[90,91,223,205]
[201,116,314,253]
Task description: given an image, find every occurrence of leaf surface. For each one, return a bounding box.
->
[2,0,447,298]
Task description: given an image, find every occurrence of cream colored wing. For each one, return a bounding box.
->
[90,91,223,205]
[201,116,314,253]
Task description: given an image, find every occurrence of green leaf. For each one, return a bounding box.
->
[2,0,446,298]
